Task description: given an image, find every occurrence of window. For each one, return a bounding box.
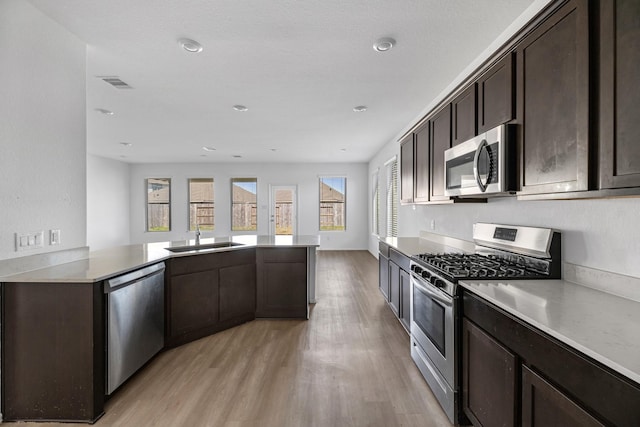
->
[146,178,171,232]
[319,177,346,231]
[231,178,257,231]
[189,178,214,231]
[386,157,398,237]
[372,170,380,236]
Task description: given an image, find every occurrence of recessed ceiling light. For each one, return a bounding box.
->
[120,142,132,147]
[202,146,216,152]
[373,37,396,52]
[353,105,368,112]
[178,38,203,53]
[233,155,242,158]
[95,108,114,115]
[233,105,248,112]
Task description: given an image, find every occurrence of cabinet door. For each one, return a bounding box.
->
[599,0,640,189]
[219,263,256,322]
[478,53,515,133]
[462,318,517,427]
[256,248,308,318]
[430,104,452,201]
[400,133,415,204]
[169,270,219,336]
[399,268,411,331]
[378,253,390,301]
[516,0,590,195]
[388,261,400,316]
[414,123,431,203]
[452,84,477,145]
[522,365,605,427]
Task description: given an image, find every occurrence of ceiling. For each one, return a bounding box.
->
[28,0,534,164]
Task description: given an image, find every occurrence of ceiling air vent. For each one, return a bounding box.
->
[97,76,133,89]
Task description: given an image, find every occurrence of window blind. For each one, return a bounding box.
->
[386,158,398,237]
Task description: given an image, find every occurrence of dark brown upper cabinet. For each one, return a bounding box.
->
[599,0,640,190]
[452,84,477,146]
[399,133,415,204]
[414,122,431,203]
[430,104,452,201]
[478,53,515,133]
[515,0,590,196]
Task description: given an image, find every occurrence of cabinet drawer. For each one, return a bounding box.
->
[378,241,390,258]
[169,249,256,276]
[258,247,306,263]
[389,248,410,271]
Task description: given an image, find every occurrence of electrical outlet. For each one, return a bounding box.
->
[50,229,61,245]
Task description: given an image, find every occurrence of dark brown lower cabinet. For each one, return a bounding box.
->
[2,281,105,422]
[388,260,401,316]
[463,291,640,427]
[399,268,411,330]
[165,249,256,347]
[379,252,390,300]
[169,270,219,336]
[256,247,308,318]
[521,365,605,427]
[462,318,517,427]
[219,263,256,321]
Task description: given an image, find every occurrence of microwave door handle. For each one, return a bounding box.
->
[473,139,488,193]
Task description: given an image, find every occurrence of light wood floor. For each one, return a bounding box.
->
[30,251,451,427]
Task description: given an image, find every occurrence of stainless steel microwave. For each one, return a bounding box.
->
[444,124,517,197]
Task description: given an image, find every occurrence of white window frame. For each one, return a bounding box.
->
[188,178,214,231]
[319,176,347,232]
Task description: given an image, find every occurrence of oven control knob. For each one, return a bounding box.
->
[434,279,445,289]
[413,266,422,274]
[421,270,431,279]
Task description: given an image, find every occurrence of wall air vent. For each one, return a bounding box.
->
[97,76,133,89]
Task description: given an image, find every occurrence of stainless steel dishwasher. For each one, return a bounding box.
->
[105,262,165,394]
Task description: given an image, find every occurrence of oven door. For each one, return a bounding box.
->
[410,274,455,384]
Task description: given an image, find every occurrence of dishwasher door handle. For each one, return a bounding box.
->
[105,262,165,293]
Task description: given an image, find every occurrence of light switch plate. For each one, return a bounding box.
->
[15,231,45,251]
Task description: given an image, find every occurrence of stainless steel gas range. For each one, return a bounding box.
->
[409,223,561,425]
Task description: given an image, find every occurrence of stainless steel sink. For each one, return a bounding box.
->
[165,242,244,253]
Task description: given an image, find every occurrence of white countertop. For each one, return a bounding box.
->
[380,235,640,387]
[380,235,475,257]
[460,279,640,386]
[1,235,320,283]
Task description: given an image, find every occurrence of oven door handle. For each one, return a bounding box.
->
[473,139,488,193]
[412,277,453,307]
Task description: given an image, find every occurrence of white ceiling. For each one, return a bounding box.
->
[28,0,534,164]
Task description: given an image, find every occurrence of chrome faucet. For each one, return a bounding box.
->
[195,224,201,245]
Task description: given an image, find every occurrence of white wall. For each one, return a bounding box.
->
[0,0,87,260]
[129,162,369,250]
[87,155,131,251]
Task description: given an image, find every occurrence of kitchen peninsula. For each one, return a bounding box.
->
[0,235,319,423]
